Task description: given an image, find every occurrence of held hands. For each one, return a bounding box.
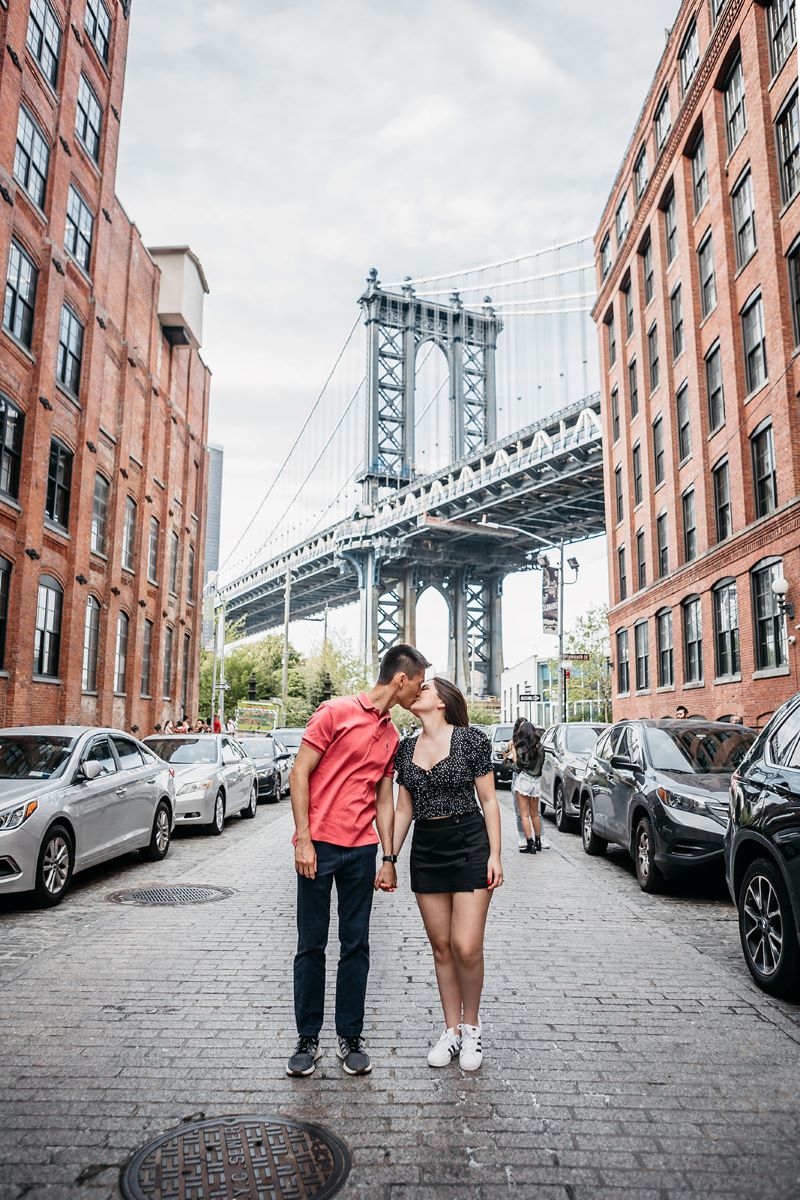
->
[487,854,504,890]
[295,835,317,880]
[374,861,397,892]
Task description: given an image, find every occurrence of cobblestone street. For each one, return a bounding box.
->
[1,792,800,1200]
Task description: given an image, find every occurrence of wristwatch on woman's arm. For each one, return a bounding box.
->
[382,854,398,863]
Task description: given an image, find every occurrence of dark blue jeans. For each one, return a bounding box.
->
[294,841,377,1039]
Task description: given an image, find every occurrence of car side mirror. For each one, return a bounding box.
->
[610,755,637,774]
[277,753,291,762]
[78,759,103,782]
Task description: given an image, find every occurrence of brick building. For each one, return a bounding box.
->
[0,0,212,730]
[594,0,800,728]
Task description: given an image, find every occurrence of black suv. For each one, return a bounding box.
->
[579,719,755,891]
[725,693,800,999]
[540,722,608,831]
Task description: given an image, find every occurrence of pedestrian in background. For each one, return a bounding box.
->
[225,715,236,735]
[505,716,526,849]
[213,713,222,734]
[153,723,162,735]
[512,720,545,854]
[164,720,175,734]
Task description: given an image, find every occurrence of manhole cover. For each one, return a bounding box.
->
[120,1115,351,1199]
[107,884,235,906]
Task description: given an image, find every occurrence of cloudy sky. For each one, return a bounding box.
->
[116,0,678,670]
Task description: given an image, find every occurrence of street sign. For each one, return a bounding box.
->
[519,692,542,702]
[565,653,591,661]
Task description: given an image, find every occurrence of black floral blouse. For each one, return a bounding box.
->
[395,725,493,819]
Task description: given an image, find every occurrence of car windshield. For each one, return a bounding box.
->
[644,726,755,774]
[0,735,74,779]
[239,739,274,760]
[493,726,513,742]
[272,729,303,750]
[565,726,603,754]
[147,738,218,765]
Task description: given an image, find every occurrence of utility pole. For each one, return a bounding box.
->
[558,539,566,723]
[217,591,227,727]
[281,568,292,716]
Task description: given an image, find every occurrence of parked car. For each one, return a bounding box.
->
[726,694,800,999]
[144,734,257,834]
[270,728,305,756]
[578,719,755,892]
[540,722,608,831]
[0,727,175,908]
[238,736,293,801]
[486,724,515,787]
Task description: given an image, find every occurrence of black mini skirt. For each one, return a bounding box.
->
[410,809,490,894]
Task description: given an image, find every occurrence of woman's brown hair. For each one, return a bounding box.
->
[433,676,469,727]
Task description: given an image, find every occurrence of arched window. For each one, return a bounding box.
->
[656,608,673,687]
[712,578,739,678]
[751,557,787,671]
[114,610,129,693]
[91,473,110,555]
[681,595,703,684]
[82,595,101,691]
[34,575,62,677]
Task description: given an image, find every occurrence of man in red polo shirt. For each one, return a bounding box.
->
[286,643,430,1077]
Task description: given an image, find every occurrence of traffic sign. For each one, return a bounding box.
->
[564,653,591,661]
[518,692,542,702]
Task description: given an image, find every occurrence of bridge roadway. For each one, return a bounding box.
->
[223,394,605,637]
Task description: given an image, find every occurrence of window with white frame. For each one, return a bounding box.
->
[741,292,767,393]
[724,57,747,153]
[655,89,671,151]
[731,168,757,269]
[679,20,700,94]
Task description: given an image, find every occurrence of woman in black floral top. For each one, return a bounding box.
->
[392,677,502,1072]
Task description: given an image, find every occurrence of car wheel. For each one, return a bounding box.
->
[739,857,800,999]
[34,824,74,908]
[207,790,225,836]
[634,816,664,893]
[554,782,573,833]
[581,796,607,856]
[141,800,172,861]
[241,783,258,820]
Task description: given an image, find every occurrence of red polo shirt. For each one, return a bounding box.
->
[299,693,399,847]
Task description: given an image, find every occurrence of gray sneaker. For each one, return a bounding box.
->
[286,1035,321,1076]
[336,1035,372,1075]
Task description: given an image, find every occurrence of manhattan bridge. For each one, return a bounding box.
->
[217,237,605,697]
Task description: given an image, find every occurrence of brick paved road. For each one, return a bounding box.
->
[1,792,800,1200]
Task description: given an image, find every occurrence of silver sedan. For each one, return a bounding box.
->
[0,727,176,908]
[143,734,257,833]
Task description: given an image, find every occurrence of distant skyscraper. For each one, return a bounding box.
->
[204,445,224,587]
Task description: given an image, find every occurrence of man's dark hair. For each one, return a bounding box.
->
[676,705,688,717]
[154,723,162,733]
[377,643,430,684]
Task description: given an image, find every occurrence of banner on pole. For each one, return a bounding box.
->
[542,566,559,633]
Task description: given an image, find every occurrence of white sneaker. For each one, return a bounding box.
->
[427,1027,461,1067]
[459,1021,482,1071]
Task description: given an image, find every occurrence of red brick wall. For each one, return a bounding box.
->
[0,0,211,733]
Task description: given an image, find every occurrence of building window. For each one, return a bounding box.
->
[653,416,665,485]
[712,0,729,23]
[181,633,191,718]
[731,169,757,269]
[616,194,629,247]
[634,144,649,201]
[0,557,9,669]
[657,609,674,687]
[632,442,643,505]
[611,387,620,441]
[14,107,50,209]
[113,611,128,693]
[148,517,159,583]
[162,625,174,698]
[85,0,112,63]
[623,279,634,337]
[3,240,38,350]
[76,75,103,163]
[655,88,671,151]
[777,90,799,204]
[616,629,630,694]
[0,396,24,501]
[187,544,195,601]
[65,186,94,274]
[628,359,639,416]
[671,285,684,359]
[752,560,788,670]
[607,311,616,367]
[724,57,747,153]
[642,236,654,304]
[648,323,659,391]
[676,384,691,462]
[682,489,697,562]
[636,529,646,590]
[27,0,61,87]
[751,421,777,517]
[713,458,732,540]
[742,292,767,394]
[698,233,717,318]
[57,305,84,397]
[664,188,678,264]
[169,531,179,594]
[635,621,650,690]
[34,575,62,678]
[768,0,797,75]
[82,595,100,691]
[91,473,109,555]
[679,20,700,94]
[141,619,153,696]
[789,240,800,352]
[45,438,72,529]
[600,234,612,279]
[683,596,703,684]
[691,131,709,214]
[614,465,624,523]
[705,342,725,431]
[713,580,740,677]
[657,512,669,578]
[618,546,628,601]
[121,496,137,571]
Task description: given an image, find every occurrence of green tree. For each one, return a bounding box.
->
[547,604,611,722]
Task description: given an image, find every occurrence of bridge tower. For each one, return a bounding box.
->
[347,270,505,696]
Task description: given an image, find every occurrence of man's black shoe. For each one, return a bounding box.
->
[336,1035,372,1075]
[286,1035,321,1076]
